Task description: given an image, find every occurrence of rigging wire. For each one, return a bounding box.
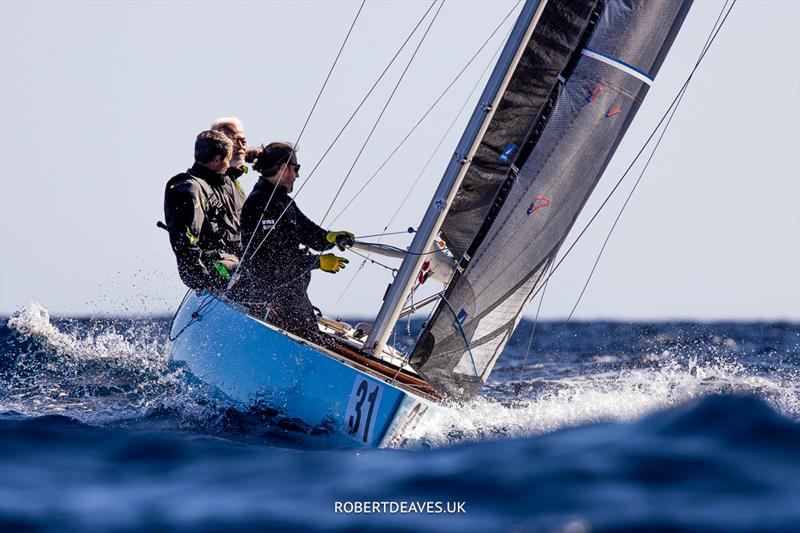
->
[381,23,512,236]
[524,0,738,307]
[239,1,439,267]
[348,248,398,274]
[511,0,737,389]
[561,0,735,322]
[230,1,366,290]
[355,229,415,239]
[565,86,689,322]
[406,1,738,388]
[326,0,523,227]
[514,258,556,392]
[302,0,440,186]
[353,241,449,256]
[296,1,367,148]
[329,11,516,311]
[320,0,446,225]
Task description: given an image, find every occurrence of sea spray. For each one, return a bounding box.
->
[2,304,798,449]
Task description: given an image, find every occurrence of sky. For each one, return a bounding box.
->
[1,0,798,321]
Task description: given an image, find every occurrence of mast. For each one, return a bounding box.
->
[366,0,548,356]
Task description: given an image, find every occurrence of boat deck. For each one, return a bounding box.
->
[315,317,437,397]
[229,301,439,399]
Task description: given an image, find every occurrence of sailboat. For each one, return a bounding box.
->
[169,0,694,447]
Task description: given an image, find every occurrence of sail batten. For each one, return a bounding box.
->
[411,0,694,399]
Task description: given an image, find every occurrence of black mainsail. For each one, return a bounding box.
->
[410,0,694,398]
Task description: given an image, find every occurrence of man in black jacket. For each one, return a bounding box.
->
[164,130,240,291]
[231,142,354,340]
[211,116,249,230]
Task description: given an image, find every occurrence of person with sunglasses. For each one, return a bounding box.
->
[230,142,354,342]
[210,116,250,255]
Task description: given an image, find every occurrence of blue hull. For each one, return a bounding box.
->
[169,292,436,447]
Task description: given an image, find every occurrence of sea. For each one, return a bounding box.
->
[1,303,798,533]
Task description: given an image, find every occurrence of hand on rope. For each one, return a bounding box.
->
[319,254,349,273]
[326,231,355,251]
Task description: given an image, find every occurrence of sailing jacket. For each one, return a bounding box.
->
[233,179,332,303]
[164,162,242,290]
[224,165,248,228]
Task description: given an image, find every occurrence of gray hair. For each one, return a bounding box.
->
[210,116,244,134]
[194,130,232,164]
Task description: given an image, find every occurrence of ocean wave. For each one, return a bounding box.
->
[1,394,799,533]
[2,303,798,449]
[410,355,800,447]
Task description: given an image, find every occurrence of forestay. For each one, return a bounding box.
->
[411,0,694,399]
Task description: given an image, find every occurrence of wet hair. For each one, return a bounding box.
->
[194,130,232,164]
[246,142,297,176]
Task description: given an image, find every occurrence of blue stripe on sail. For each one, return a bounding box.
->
[582,48,655,84]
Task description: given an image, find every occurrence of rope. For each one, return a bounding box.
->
[330,239,450,309]
[320,0,446,226]
[440,294,479,378]
[168,291,217,342]
[229,1,366,291]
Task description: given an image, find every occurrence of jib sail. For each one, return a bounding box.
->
[410,0,693,399]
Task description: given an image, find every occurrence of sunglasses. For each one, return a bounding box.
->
[289,162,301,172]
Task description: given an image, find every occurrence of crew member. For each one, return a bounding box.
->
[231,142,354,340]
[164,130,239,291]
[210,116,249,239]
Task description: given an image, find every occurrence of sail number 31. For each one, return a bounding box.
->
[345,376,383,443]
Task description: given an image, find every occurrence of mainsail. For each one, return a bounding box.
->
[410,0,694,399]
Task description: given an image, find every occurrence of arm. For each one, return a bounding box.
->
[166,184,213,290]
[239,195,322,274]
[294,207,350,273]
[294,205,332,252]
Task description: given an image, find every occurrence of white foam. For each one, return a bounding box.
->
[3,302,181,423]
[5,305,798,447]
[407,356,800,448]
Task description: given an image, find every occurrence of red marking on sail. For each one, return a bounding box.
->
[586,86,603,103]
[526,196,551,215]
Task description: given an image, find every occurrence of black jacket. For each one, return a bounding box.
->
[224,165,248,228]
[164,163,242,290]
[233,179,332,302]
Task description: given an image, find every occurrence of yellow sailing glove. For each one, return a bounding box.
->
[319,254,349,273]
[326,230,355,251]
